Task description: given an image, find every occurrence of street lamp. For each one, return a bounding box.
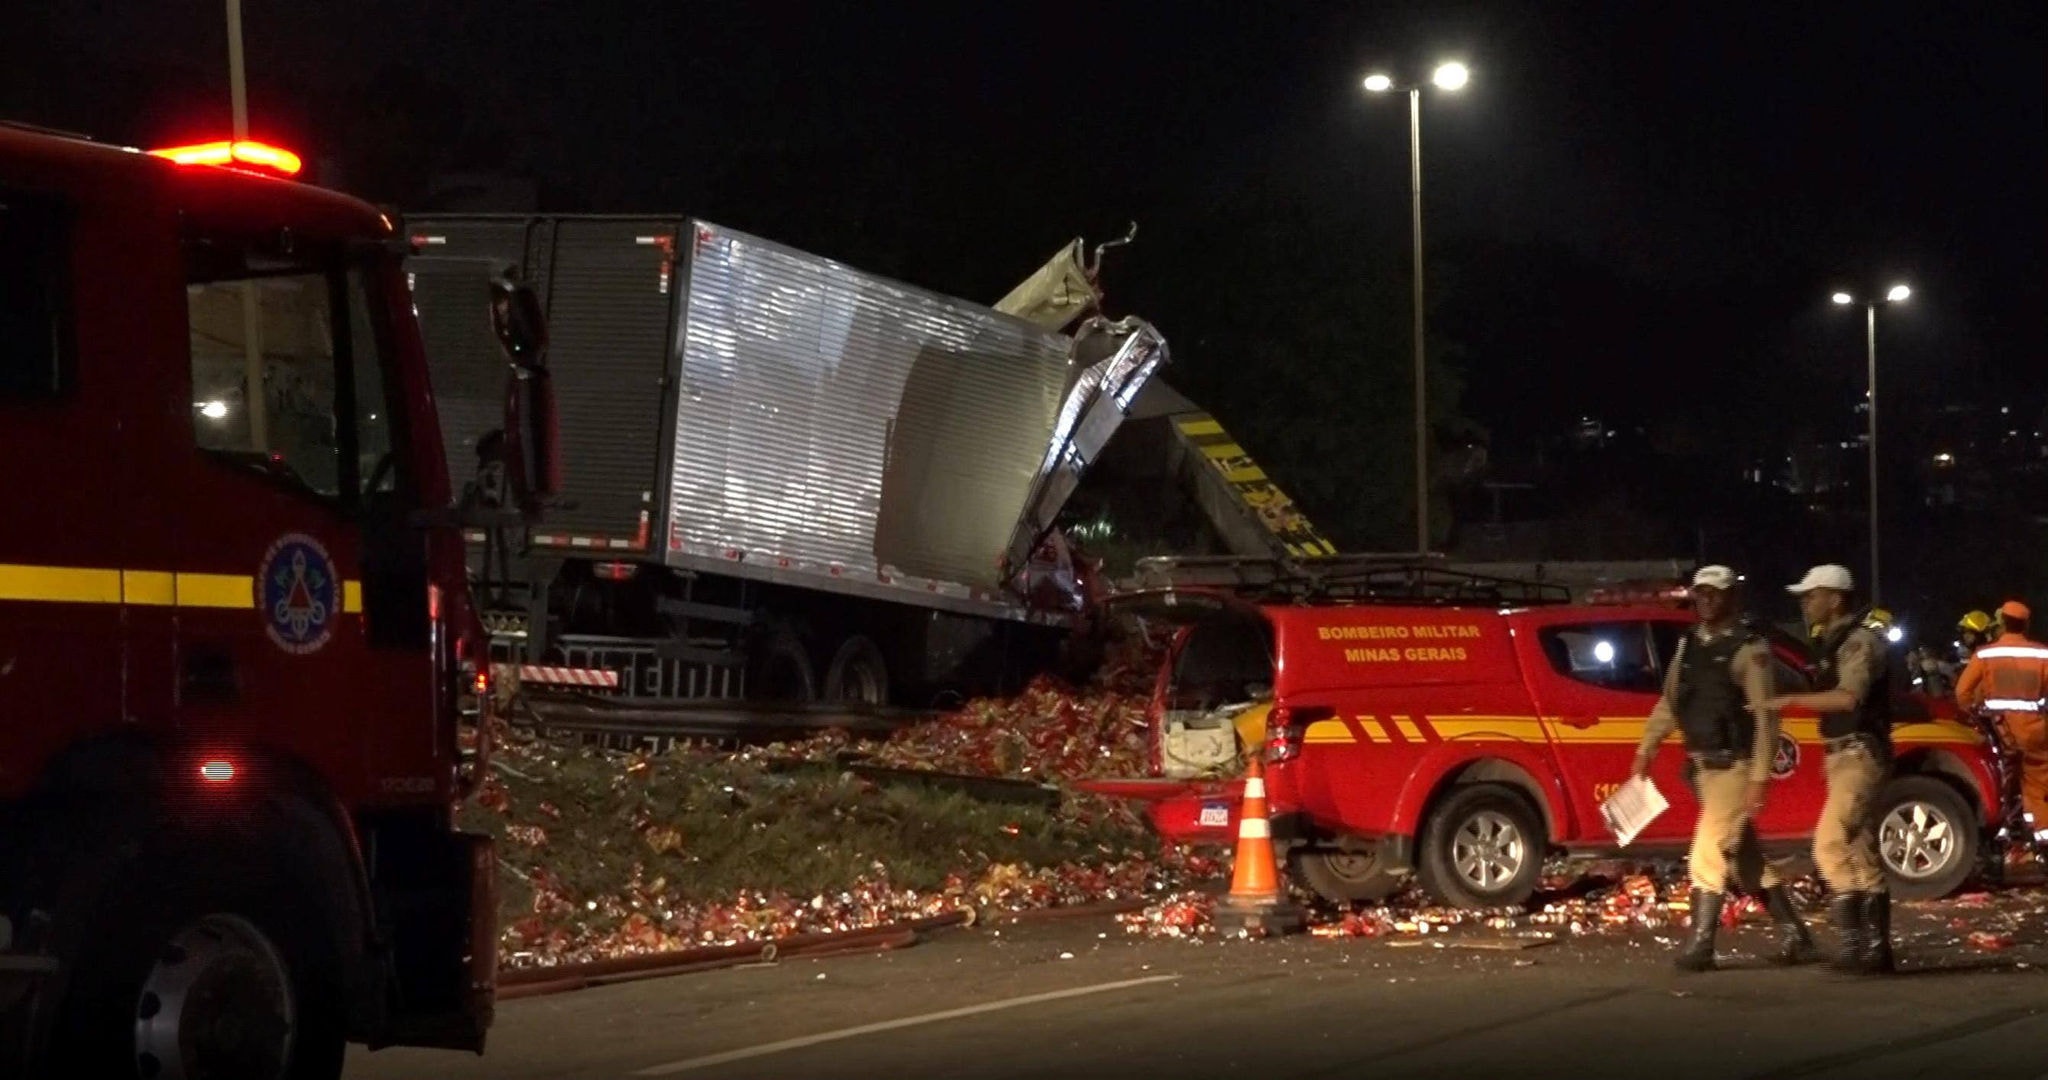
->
[1830,283,1912,605]
[1364,60,1469,555]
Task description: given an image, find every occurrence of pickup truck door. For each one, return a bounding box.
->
[1513,612,1696,844]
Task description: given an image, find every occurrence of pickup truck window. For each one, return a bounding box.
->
[0,190,71,399]
[1170,618,1274,709]
[1538,620,1661,694]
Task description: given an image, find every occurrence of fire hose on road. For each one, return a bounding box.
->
[496,911,974,1000]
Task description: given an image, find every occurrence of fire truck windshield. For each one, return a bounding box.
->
[186,246,398,505]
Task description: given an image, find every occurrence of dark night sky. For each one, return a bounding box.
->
[6,0,2043,454]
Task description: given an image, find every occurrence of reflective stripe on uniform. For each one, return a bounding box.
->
[1973,646,2048,660]
[1984,698,2044,712]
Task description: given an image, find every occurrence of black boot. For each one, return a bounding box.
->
[1676,889,1722,972]
[1764,885,1818,965]
[1858,891,1895,974]
[1829,892,1866,973]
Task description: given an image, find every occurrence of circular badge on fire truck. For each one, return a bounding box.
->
[1770,732,1800,780]
[258,533,340,655]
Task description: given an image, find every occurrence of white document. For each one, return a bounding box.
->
[1600,776,1669,848]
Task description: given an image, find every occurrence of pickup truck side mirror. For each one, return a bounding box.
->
[489,276,560,517]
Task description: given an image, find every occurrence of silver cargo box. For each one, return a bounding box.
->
[410,216,1167,623]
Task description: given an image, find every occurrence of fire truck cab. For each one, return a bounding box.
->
[0,124,552,1078]
[1095,556,2003,909]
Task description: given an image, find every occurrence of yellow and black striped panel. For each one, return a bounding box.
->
[1173,413,1339,559]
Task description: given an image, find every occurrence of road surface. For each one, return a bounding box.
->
[350,893,2048,1080]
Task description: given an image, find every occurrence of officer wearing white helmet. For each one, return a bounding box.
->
[1769,563,1896,974]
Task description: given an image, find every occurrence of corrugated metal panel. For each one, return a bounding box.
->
[666,222,1071,594]
[533,219,682,543]
[408,218,536,493]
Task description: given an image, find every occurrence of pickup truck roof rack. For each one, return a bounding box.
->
[1128,554,1575,607]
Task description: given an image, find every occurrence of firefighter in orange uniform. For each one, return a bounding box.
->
[1955,600,2048,847]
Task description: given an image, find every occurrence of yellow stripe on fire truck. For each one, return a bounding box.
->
[0,564,362,613]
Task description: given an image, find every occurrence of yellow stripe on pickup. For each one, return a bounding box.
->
[1303,719,1356,744]
[0,562,360,613]
[1429,716,1548,742]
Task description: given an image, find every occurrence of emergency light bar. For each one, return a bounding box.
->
[148,139,303,177]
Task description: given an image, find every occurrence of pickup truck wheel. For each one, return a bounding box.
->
[1877,775,1976,901]
[1292,848,1405,903]
[823,636,890,705]
[1416,784,1544,909]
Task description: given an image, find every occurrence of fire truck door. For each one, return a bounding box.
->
[174,244,431,796]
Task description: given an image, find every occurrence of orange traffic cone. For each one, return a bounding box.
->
[1214,754,1304,936]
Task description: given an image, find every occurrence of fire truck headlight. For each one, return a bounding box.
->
[1887,626,1905,644]
[1593,641,1616,665]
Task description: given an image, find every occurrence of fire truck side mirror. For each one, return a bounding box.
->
[489,277,560,517]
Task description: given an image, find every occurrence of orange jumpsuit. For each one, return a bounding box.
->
[1956,632,2048,838]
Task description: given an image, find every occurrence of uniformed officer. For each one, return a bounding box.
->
[1631,565,1813,971]
[1954,600,2048,847]
[1768,563,1895,974]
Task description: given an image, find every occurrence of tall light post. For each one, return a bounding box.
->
[1831,283,1911,605]
[1365,61,1468,555]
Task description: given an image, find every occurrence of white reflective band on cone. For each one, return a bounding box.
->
[1984,698,2045,711]
[1974,646,2048,660]
[1244,777,1266,799]
[1238,818,1271,839]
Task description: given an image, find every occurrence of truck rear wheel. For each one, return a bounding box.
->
[822,635,890,705]
[1415,784,1544,909]
[1876,775,1977,901]
[1291,848,1406,903]
[47,847,346,1080]
[749,626,817,703]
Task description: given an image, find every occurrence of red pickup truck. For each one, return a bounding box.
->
[1082,557,2002,909]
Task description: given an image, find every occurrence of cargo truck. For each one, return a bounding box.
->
[406,217,1167,728]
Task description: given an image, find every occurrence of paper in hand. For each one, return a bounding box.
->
[1600,775,1669,848]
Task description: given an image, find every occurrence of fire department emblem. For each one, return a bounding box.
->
[258,533,339,655]
[1770,732,1800,779]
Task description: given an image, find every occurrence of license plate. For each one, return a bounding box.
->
[1198,803,1230,828]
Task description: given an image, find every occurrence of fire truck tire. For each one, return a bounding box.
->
[749,625,817,703]
[1291,848,1406,903]
[49,844,346,1080]
[1416,784,1545,909]
[823,636,891,705]
[1875,775,1977,901]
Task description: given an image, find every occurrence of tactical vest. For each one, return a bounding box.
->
[1813,619,1892,742]
[1672,631,1755,758]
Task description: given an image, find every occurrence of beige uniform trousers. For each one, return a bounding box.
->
[1814,739,1890,894]
[1690,759,1780,893]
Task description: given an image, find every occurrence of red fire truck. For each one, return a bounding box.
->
[0,124,552,1077]
[1087,556,2004,908]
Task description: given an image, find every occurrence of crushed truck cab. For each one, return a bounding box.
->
[1086,556,2002,909]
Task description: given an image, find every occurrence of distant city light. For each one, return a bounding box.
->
[1886,626,1904,644]
[1363,74,1393,93]
[1831,292,1854,305]
[197,400,229,420]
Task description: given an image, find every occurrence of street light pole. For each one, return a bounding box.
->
[1365,61,1467,556]
[1866,301,1879,606]
[1407,87,1428,556]
[1832,284,1909,607]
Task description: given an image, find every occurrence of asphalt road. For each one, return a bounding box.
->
[348,894,2048,1080]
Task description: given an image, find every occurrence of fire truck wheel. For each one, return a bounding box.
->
[1291,848,1406,903]
[52,846,346,1080]
[823,636,891,705]
[1876,775,1977,901]
[1416,784,1545,909]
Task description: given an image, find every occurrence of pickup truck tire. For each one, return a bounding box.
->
[49,844,346,1080]
[1876,775,1977,901]
[823,635,890,705]
[1416,784,1544,909]
[1292,849,1405,903]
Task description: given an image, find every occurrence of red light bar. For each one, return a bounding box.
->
[148,140,303,177]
